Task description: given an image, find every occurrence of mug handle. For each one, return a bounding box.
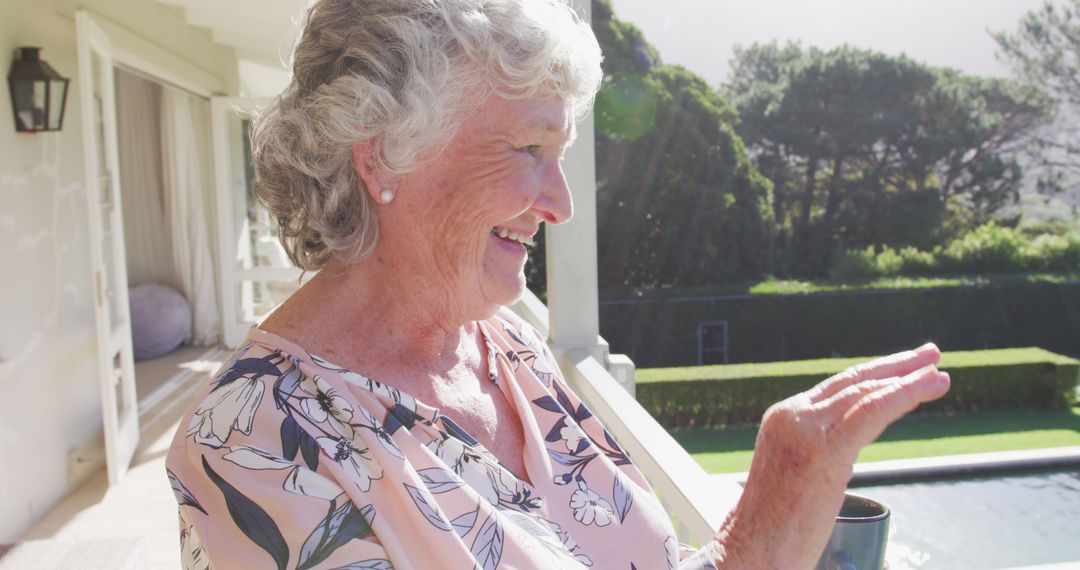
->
[828,550,857,570]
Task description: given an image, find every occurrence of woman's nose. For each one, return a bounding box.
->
[535,161,573,225]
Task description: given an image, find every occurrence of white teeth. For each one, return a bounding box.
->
[492,227,534,246]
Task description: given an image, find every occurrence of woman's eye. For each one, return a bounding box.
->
[519,144,541,156]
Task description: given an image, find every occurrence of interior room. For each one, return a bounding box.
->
[111,68,223,405]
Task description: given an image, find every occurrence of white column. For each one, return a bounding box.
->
[546,0,607,364]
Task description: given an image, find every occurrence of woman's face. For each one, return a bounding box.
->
[375,96,575,320]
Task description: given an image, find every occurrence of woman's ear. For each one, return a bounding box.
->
[352,139,396,204]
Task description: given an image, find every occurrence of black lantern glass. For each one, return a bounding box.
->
[8,47,70,133]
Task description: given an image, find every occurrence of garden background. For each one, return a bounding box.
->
[525,0,1080,369]
[524,0,1080,472]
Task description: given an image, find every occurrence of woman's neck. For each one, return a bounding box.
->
[260,254,490,375]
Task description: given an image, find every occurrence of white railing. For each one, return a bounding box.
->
[511,291,742,546]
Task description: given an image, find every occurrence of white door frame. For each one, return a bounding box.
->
[79,9,222,99]
[76,11,139,485]
[211,97,308,348]
[75,9,232,483]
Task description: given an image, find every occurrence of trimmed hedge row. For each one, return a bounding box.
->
[599,281,1080,368]
[635,348,1080,428]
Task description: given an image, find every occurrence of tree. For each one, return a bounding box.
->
[593,65,774,293]
[994,0,1080,186]
[527,0,774,296]
[995,1,1080,110]
[592,1,773,294]
[726,43,1052,276]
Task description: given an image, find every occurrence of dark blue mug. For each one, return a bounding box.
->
[815,493,890,570]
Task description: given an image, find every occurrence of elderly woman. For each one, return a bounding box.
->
[166,0,949,567]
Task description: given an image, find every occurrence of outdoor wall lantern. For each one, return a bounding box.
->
[8,47,70,133]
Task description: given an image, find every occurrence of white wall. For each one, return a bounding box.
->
[0,0,237,541]
[238,58,290,98]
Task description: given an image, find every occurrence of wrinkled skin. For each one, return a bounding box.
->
[354,95,575,329]
[708,344,950,568]
[271,93,950,567]
[261,95,577,480]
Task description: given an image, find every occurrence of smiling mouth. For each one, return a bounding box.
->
[491,227,536,247]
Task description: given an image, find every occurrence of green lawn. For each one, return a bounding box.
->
[599,272,1080,301]
[746,273,1080,295]
[671,406,1080,473]
[636,346,1077,384]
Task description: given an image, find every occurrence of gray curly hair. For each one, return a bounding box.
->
[250,0,603,271]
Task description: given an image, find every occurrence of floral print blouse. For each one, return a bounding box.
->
[166,308,718,569]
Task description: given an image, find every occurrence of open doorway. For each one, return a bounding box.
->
[210,97,313,348]
[111,68,223,408]
[76,12,306,486]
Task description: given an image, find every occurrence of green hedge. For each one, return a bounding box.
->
[599,281,1080,367]
[636,348,1080,428]
[830,223,1080,280]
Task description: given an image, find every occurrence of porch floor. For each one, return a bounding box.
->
[5,356,217,570]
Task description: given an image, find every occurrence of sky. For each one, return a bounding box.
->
[609,0,1053,87]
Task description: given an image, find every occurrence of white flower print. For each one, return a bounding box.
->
[299,375,355,439]
[563,532,594,567]
[179,518,212,570]
[494,464,524,498]
[505,323,555,385]
[502,511,563,549]
[355,404,405,460]
[560,424,588,454]
[664,536,679,570]
[221,445,344,501]
[313,358,420,416]
[188,378,264,448]
[563,531,577,551]
[318,436,384,492]
[569,482,615,527]
[552,526,596,565]
[530,350,554,385]
[522,326,556,380]
[221,445,292,470]
[506,515,594,567]
[282,464,344,501]
[428,436,502,507]
[364,376,420,415]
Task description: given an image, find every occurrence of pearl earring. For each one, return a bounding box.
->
[380,190,395,204]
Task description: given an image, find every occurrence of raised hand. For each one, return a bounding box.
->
[711,343,950,568]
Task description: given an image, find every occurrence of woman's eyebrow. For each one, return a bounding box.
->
[518,110,572,133]
[529,120,576,148]
[485,114,574,143]
[533,119,567,133]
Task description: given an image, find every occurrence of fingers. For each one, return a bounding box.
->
[809,343,941,404]
[815,376,902,412]
[837,366,951,450]
[815,364,935,413]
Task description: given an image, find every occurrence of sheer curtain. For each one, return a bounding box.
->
[161,87,221,346]
[115,70,179,290]
[189,93,220,303]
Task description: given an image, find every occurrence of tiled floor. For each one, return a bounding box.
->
[9,355,219,570]
[135,345,217,403]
